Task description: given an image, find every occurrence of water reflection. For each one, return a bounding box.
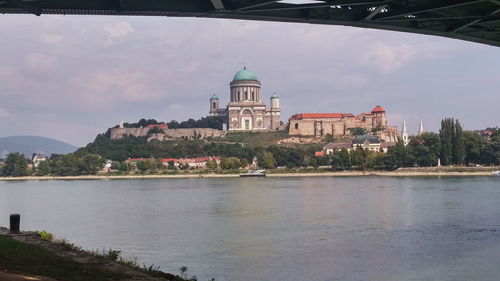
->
[1,177,500,281]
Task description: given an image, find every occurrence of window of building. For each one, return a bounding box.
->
[244,91,248,100]
[295,123,299,129]
[212,102,216,109]
[242,109,252,115]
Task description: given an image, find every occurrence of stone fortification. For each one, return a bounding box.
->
[110,127,226,141]
[288,105,399,142]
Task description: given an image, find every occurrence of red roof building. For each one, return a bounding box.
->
[371,106,386,113]
[290,113,353,120]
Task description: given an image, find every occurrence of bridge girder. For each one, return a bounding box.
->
[1,0,500,47]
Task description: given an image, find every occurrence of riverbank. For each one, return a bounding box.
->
[0,227,187,281]
[0,166,498,180]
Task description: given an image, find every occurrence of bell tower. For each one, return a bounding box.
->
[209,94,219,116]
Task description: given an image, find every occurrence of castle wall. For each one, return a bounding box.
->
[110,128,150,139]
[288,112,390,138]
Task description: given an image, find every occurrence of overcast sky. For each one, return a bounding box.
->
[0,14,499,146]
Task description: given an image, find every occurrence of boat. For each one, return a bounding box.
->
[240,169,266,177]
[492,171,500,176]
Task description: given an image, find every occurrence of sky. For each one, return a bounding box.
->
[0,14,499,147]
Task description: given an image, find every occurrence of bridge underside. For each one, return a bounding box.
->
[1,0,500,47]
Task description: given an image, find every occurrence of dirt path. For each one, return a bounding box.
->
[0,270,59,281]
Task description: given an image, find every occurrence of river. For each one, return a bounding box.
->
[1,176,500,281]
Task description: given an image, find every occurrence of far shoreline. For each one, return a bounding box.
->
[0,169,497,181]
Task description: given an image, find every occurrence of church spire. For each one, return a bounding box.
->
[418,118,424,135]
[402,118,409,146]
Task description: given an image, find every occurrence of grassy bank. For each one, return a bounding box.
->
[0,235,126,281]
[0,231,189,281]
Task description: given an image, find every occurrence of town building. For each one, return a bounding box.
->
[125,157,221,169]
[31,154,47,168]
[323,135,396,155]
[161,156,221,169]
[288,106,399,142]
[209,67,281,131]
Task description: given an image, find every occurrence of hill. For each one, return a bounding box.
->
[0,136,77,159]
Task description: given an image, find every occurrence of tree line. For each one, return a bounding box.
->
[329,119,499,171]
[112,117,224,130]
[0,153,105,177]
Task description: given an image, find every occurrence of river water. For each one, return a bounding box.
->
[1,176,500,281]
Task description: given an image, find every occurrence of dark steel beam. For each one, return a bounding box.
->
[374,0,485,21]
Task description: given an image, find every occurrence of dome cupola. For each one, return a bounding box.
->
[271,93,279,99]
[210,94,219,100]
[232,67,258,82]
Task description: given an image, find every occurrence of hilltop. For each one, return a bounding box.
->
[0,136,77,159]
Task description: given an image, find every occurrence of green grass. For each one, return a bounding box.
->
[0,235,191,281]
[0,235,127,281]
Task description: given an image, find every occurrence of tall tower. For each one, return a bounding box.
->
[418,118,424,135]
[209,94,219,116]
[401,119,409,146]
[371,105,387,128]
[270,93,281,129]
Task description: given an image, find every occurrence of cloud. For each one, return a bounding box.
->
[40,33,64,45]
[103,21,134,45]
[70,69,164,106]
[0,108,10,118]
[361,41,416,72]
[23,53,58,75]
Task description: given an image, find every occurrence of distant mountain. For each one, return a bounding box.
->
[0,136,77,159]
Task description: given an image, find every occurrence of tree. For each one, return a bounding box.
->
[35,161,51,176]
[79,154,105,174]
[220,157,241,170]
[382,153,399,170]
[348,127,366,136]
[258,151,276,169]
[480,133,500,165]
[111,161,121,170]
[1,153,29,177]
[53,154,81,176]
[308,158,319,169]
[440,118,465,165]
[452,119,465,165]
[240,158,249,168]
[408,132,441,167]
[350,146,371,170]
[440,118,454,166]
[463,131,484,165]
[385,140,414,168]
[206,160,217,170]
[331,149,351,171]
[148,127,165,135]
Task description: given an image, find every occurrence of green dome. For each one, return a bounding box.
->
[210,94,219,100]
[232,67,258,81]
[271,93,279,99]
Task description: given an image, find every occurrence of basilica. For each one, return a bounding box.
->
[209,67,281,131]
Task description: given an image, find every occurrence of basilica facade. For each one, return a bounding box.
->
[209,67,281,131]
